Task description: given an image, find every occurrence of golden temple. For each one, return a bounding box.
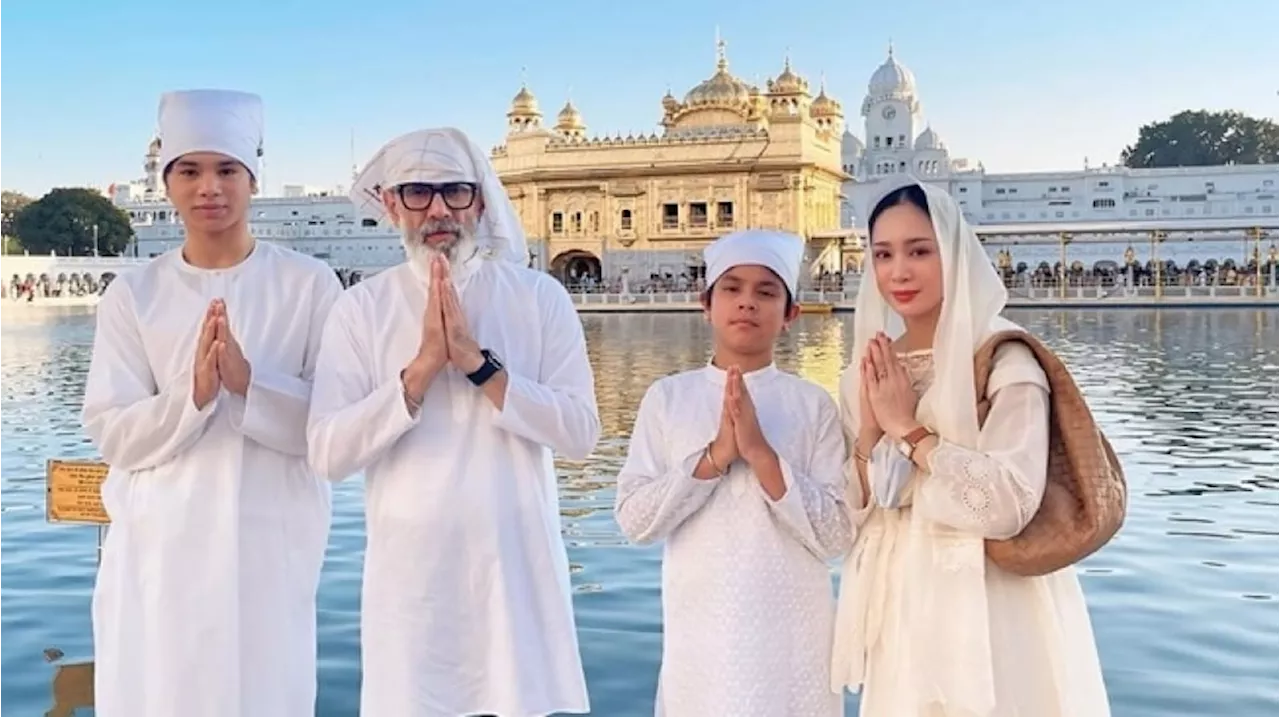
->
[489,39,853,285]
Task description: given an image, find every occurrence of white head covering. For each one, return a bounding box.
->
[850,175,1011,450]
[349,127,529,265]
[157,89,263,179]
[703,229,804,298]
[834,174,1017,712]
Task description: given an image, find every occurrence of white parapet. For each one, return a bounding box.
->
[0,255,151,280]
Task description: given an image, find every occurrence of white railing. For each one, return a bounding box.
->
[565,284,1279,308]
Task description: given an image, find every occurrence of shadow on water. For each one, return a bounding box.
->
[3,306,1278,716]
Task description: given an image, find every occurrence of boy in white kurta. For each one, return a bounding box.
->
[614,230,851,717]
[81,90,343,717]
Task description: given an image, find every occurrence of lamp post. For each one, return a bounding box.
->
[1247,227,1263,297]
[1058,232,1071,299]
[1150,230,1166,300]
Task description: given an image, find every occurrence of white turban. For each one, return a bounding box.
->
[350,127,529,265]
[157,89,263,179]
[703,229,805,298]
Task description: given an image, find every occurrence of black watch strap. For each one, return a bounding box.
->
[466,349,503,386]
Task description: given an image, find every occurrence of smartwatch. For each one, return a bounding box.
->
[466,349,504,386]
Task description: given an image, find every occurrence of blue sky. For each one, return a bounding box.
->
[2,0,1276,198]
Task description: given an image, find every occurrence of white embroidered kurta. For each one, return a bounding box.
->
[307,259,600,717]
[81,241,343,717]
[832,347,1111,717]
[614,364,851,717]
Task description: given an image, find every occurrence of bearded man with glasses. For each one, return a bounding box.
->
[306,127,601,717]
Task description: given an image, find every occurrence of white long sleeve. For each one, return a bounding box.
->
[914,382,1051,539]
[81,280,217,472]
[226,271,343,456]
[306,297,421,481]
[613,384,720,544]
[492,280,600,460]
[756,396,852,561]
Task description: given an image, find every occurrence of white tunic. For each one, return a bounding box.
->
[307,259,600,717]
[614,364,851,717]
[832,349,1112,716]
[81,241,343,717]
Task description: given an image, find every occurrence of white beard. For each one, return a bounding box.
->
[401,221,480,283]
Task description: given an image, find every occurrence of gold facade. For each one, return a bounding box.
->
[490,41,852,282]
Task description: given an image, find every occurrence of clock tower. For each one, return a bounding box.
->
[860,44,920,176]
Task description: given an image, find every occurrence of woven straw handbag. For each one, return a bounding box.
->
[973,330,1127,576]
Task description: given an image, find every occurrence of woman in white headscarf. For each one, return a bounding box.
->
[830,178,1111,716]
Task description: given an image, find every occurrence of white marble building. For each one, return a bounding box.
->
[840,47,1280,232]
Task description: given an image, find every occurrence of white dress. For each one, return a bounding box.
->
[832,348,1112,717]
[614,363,851,717]
[81,241,343,716]
[307,258,600,717]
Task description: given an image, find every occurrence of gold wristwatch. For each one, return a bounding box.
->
[896,425,937,460]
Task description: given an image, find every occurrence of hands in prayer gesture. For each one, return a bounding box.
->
[402,255,485,408]
[434,257,484,374]
[861,331,920,441]
[707,366,774,473]
[726,366,773,465]
[192,303,221,409]
[192,299,252,409]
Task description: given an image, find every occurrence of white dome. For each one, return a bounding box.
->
[914,126,944,150]
[868,45,916,97]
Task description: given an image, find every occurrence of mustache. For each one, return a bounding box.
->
[416,219,463,239]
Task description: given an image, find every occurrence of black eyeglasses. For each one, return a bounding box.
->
[397,182,478,211]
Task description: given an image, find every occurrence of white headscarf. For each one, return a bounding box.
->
[157,89,264,179]
[837,175,1018,713]
[704,229,804,298]
[850,175,1013,450]
[349,127,529,266]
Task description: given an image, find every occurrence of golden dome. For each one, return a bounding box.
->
[768,57,809,95]
[556,100,584,129]
[509,84,539,115]
[810,83,841,117]
[683,41,751,108]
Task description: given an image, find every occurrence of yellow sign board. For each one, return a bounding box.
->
[46,459,110,525]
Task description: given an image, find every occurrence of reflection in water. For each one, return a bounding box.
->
[1,307,1277,716]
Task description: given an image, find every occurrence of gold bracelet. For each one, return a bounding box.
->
[399,370,423,413]
[704,442,728,476]
[403,391,422,413]
[853,450,870,464]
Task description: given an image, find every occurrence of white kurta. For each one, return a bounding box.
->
[307,259,600,717]
[81,241,343,717]
[831,348,1112,717]
[614,364,851,717]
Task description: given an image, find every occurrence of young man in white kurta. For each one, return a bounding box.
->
[614,230,852,717]
[307,127,600,716]
[81,90,343,717]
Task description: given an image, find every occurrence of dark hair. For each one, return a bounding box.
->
[868,184,929,233]
[700,276,795,313]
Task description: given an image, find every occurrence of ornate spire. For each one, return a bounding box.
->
[715,27,728,71]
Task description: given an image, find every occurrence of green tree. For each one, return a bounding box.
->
[1121,110,1279,168]
[2,190,33,242]
[11,188,134,256]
